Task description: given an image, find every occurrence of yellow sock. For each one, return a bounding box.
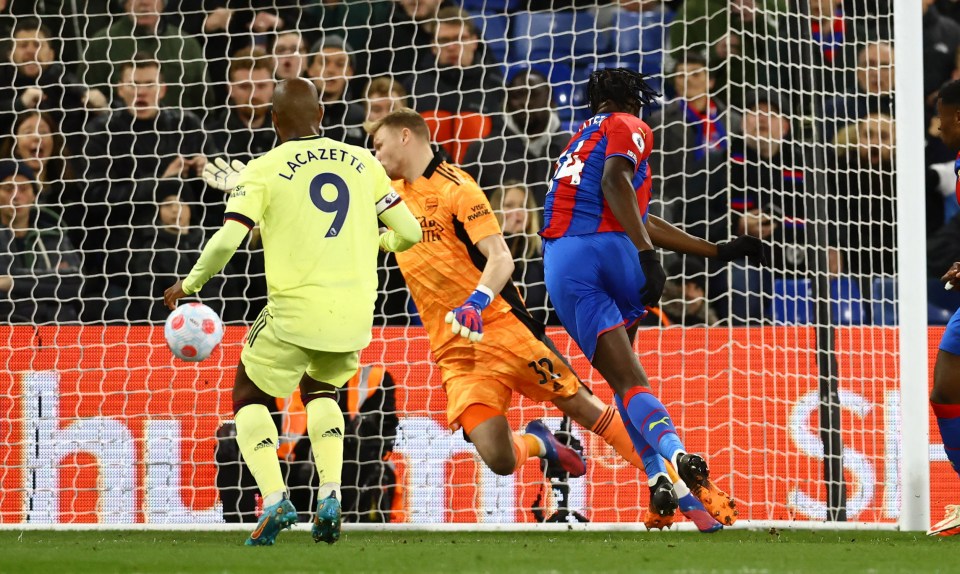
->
[306,396,345,491]
[235,404,285,501]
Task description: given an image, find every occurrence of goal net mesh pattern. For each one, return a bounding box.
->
[0,1,942,527]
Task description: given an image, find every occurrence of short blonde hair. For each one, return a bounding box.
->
[434,6,479,38]
[364,108,431,141]
[366,75,408,101]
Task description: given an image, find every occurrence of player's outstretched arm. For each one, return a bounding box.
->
[163,219,249,309]
[377,194,422,252]
[444,234,514,343]
[646,215,768,266]
[646,214,718,257]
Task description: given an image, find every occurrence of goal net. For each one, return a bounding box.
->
[0,0,942,529]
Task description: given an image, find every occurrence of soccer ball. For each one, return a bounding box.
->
[164,303,224,362]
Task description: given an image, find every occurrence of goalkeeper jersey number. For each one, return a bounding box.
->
[224,135,394,352]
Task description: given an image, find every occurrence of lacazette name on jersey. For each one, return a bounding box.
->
[279,146,367,180]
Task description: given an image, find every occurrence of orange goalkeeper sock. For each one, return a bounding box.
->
[523,433,545,457]
[512,432,538,472]
[590,406,646,471]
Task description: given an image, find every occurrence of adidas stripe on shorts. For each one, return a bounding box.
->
[241,306,359,397]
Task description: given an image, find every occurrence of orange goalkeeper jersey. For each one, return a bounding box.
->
[392,153,516,356]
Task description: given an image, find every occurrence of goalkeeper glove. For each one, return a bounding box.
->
[202,157,247,192]
[445,287,493,343]
[716,235,768,266]
[638,250,666,307]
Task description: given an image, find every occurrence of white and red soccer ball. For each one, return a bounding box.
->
[164,303,224,362]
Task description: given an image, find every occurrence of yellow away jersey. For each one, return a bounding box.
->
[225,135,393,351]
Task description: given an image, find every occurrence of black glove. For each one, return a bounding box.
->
[716,235,768,266]
[638,250,666,307]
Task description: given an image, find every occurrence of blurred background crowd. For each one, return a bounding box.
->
[0,0,954,327]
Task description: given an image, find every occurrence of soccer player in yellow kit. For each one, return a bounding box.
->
[163,79,421,546]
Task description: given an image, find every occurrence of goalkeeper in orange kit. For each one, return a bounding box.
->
[366,109,736,530]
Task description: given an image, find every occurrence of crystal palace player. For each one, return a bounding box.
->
[164,79,421,546]
[928,78,960,537]
[541,69,765,529]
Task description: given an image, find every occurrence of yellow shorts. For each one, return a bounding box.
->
[438,314,581,430]
[240,308,359,398]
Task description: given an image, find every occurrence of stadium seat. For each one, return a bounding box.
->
[604,9,671,73]
[928,277,960,326]
[831,277,865,325]
[472,13,510,65]
[770,279,813,325]
[872,277,960,326]
[420,111,493,165]
[871,276,897,325]
[509,11,607,66]
[928,277,960,311]
[771,277,866,325]
[930,304,954,325]
[457,0,520,13]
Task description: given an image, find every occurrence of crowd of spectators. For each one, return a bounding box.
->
[0,0,946,326]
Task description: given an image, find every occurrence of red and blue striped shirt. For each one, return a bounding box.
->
[955,151,960,205]
[540,112,654,238]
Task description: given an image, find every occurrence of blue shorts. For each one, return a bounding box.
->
[940,306,960,355]
[543,232,648,361]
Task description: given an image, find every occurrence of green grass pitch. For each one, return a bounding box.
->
[0,530,954,574]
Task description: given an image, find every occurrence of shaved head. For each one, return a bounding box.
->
[272,77,323,142]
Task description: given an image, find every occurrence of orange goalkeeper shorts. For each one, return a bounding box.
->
[438,313,581,430]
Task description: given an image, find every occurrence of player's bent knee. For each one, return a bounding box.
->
[232,369,276,414]
[232,361,278,414]
[469,430,517,475]
[603,372,649,398]
[481,450,517,476]
[300,372,339,404]
[300,381,336,407]
[458,404,504,436]
[487,459,517,476]
[459,404,516,475]
[232,394,275,415]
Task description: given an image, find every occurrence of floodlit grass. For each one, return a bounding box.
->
[0,529,954,574]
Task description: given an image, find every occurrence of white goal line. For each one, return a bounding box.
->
[0,520,902,533]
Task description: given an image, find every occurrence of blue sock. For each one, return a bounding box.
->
[615,394,668,482]
[933,402,960,478]
[621,386,685,465]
